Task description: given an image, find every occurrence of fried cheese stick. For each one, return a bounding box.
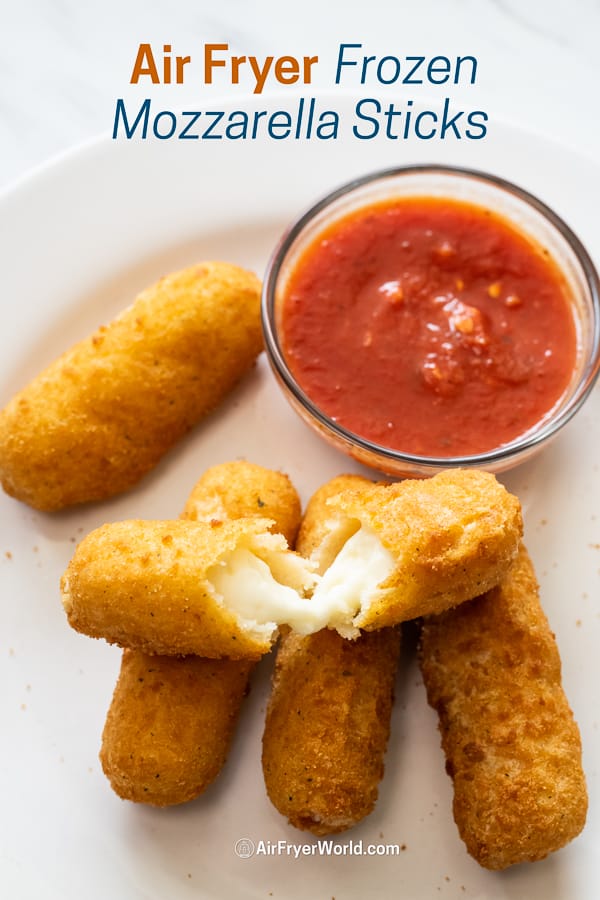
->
[61,516,313,659]
[100,650,253,805]
[262,475,401,835]
[0,263,262,510]
[419,544,587,869]
[62,469,522,655]
[100,461,301,805]
[323,469,523,630]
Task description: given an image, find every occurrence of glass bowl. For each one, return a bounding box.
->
[261,165,600,477]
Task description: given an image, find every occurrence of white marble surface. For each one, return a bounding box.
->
[1,0,600,188]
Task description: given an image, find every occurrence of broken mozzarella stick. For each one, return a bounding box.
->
[100,461,301,806]
[321,468,523,631]
[61,515,314,659]
[262,475,401,835]
[61,469,522,656]
[419,545,588,869]
[0,262,262,510]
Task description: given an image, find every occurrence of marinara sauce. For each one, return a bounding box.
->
[280,197,578,457]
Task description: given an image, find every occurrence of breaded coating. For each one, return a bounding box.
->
[419,545,587,869]
[262,627,400,835]
[61,517,288,659]
[182,460,301,547]
[262,475,401,835]
[326,469,523,628]
[295,474,374,561]
[0,262,262,511]
[62,469,522,655]
[100,461,302,806]
[100,650,253,805]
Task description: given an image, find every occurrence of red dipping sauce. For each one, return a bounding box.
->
[280,197,578,457]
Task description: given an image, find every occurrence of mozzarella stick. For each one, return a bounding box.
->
[181,461,301,544]
[100,461,301,806]
[62,469,522,656]
[0,262,262,510]
[321,468,523,631]
[100,650,254,805]
[61,516,316,659]
[419,545,587,869]
[262,475,401,835]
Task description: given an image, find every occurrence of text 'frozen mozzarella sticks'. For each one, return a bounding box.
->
[0,262,262,511]
[61,469,522,655]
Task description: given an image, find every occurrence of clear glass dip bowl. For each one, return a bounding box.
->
[261,165,600,477]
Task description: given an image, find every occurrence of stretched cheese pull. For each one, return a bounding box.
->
[100,461,301,806]
[0,262,262,510]
[61,515,317,658]
[262,475,401,835]
[419,544,587,869]
[62,469,523,655]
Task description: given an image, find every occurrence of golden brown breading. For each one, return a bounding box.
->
[295,474,374,561]
[100,462,302,806]
[262,627,400,835]
[62,469,522,656]
[182,460,301,547]
[419,544,587,869]
[0,262,262,511]
[61,517,291,659]
[100,650,253,805]
[262,475,401,835]
[326,468,523,628]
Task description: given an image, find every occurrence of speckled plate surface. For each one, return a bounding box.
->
[1,95,598,900]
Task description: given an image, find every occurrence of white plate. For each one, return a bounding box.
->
[1,94,599,900]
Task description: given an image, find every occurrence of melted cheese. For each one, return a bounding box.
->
[208,525,394,638]
[310,524,395,637]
